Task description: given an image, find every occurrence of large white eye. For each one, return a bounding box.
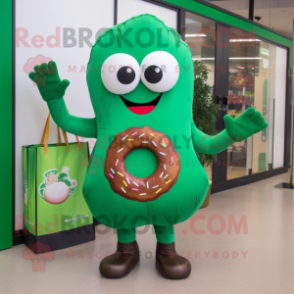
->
[101,53,140,95]
[140,51,179,93]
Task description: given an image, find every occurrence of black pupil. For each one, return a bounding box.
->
[144,65,163,84]
[117,66,135,84]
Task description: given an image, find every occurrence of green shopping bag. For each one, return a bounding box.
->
[23,114,95,254]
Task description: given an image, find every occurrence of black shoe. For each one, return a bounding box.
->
[99,241,139,278]
[156,242,191,279]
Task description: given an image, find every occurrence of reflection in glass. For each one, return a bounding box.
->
[252,41,287,172]
[185,12,216,181]
[226,27,287,179]
[227,27,257,180]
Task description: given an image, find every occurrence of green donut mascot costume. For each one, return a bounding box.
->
[29,14,268,279]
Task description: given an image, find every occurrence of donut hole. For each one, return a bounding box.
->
[125,148,158,178]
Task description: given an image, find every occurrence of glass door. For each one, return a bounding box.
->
[185,11,217,182]
[183,11,288,187]
[226,28,287,179]
[226,27,257,179]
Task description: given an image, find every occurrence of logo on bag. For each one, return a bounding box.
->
[39,167,77,204]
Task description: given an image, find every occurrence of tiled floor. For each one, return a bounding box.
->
[1,171,294,294]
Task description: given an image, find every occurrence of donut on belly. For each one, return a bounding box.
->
[104,126,181,202]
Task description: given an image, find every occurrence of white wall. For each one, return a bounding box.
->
[15,0,114,231]
[117,0,178,30]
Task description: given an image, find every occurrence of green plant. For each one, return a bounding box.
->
[193,60,219,166]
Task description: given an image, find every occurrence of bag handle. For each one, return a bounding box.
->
[61,129,70,153]
[41,113,81,154]
[75,133,81,151]
[57,127,81,151]
[43,114,51,155]
[56,125,62,145]
[41,114,62,145]
[40,113,51,145]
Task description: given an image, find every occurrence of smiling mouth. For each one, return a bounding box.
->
[120,93,162,115]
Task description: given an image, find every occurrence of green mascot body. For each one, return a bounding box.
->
[29,14,267,278]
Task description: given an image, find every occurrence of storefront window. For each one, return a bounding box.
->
[226,27,256,179]
[252,41,287,172]
[226,27,287,179]
[185,12,216,181]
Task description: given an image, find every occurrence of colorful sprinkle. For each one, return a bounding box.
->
[123,180,128,187]
[166,179,172,184]
[171,157,173,163]
[133,182,139,187]
[139,133,145,138]
[110,168,115,174]
[126,177,130,184]
[150,133,156,138]
[160,172,164,178]
[127,139,134,141]
[153,185,159,189]
[117,148,124,153]
[115,159,119,166]
[152,141,157,147]
[142,141,149,144]
[147,182,149,189]
[132,131,138,136]
[163,164,166,170]
[162,140,166,146]
[159,152,166,156]
[155,188,162,194]
[164,174,169,179]
[160,143,166,148]
[109,173,114,179]
[117,172,124,177]
[140,193,146,196]
[121,187,126,193]
[132,188,139,191]
[122,135,128,141]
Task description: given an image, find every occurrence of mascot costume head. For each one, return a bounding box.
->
[29,14,267,279]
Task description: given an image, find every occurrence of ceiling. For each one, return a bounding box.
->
[233,7,294,38]
[208,1,294,38]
